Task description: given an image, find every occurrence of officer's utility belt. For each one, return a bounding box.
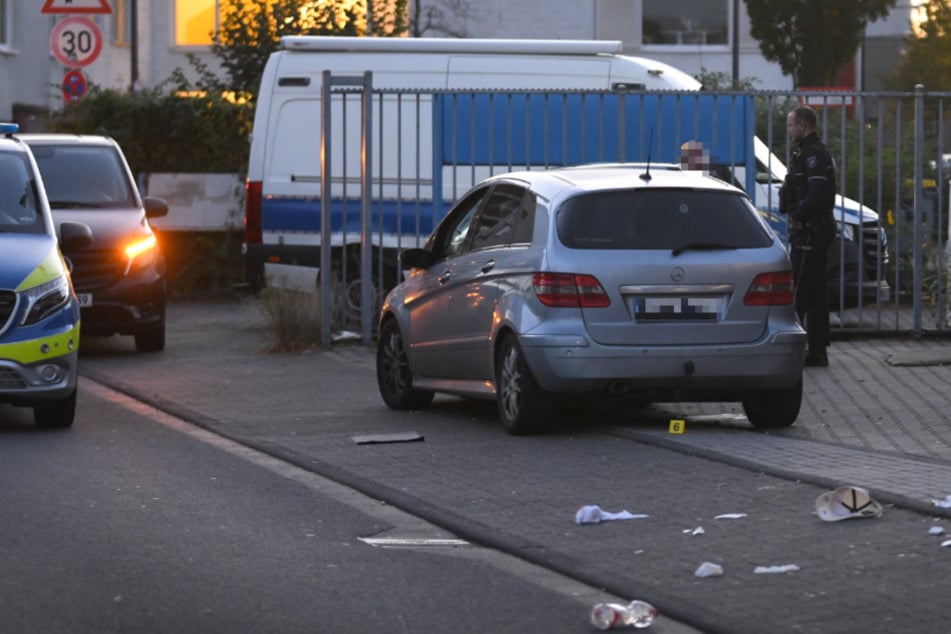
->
[803,215,834,230]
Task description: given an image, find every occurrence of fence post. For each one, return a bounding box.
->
[360,71,374,345]
[321,71,333,348]
[914,84,925,337]
[321,72,374,346]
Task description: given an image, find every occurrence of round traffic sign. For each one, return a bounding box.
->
[62,69,88,103]
[49,16,102,68]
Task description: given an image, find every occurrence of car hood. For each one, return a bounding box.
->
[0,233,65,291]
[51,208,152,252]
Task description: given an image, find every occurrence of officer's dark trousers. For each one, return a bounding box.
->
[791,245,830,353]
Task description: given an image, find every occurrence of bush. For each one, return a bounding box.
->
[48,73,252,175]
[155,230,244,296]
[254,287,323,352]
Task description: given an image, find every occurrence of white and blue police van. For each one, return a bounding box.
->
[243,36,887,315]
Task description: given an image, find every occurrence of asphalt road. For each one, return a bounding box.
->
[67,299,951,633]
[0,380,699,634]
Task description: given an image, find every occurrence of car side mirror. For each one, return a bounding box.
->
[399,247,434,270]
[59,221,93,251]
[143,196,169,219]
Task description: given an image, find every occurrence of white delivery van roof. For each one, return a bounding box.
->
[273,36,701,91]
[281,36,623,56]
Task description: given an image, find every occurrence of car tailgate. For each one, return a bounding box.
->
[577,250,785,346]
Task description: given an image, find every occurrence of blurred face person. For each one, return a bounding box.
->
[680,140,710,171]
[787,110,811,144]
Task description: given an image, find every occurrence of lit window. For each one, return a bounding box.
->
[643,0,729,46]
[112,0,131,45]
[175,0,219,46]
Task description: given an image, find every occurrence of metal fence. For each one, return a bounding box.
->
[319,80,951,342]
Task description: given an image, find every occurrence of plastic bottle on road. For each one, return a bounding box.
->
[590,600,658,629]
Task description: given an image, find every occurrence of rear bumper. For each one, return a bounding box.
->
[519,329,806,397]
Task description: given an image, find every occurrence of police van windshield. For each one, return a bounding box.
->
[0,152,44,234]
[29,145,137,210]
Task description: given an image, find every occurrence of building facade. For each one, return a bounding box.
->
[428,0,922,91]
[0,0,921,126]
[0,0,224,127]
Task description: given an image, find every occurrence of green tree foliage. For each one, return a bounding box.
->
[694,68,760,90]
[887,0,951,90]
[744,0,896,87]
[209,0,408,98]
[50,69,251,174]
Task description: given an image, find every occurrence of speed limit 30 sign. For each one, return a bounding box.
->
[49,16,102,68]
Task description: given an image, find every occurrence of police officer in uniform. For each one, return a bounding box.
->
[781,106,835,367]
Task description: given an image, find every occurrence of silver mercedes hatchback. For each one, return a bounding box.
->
[376,163,807,434]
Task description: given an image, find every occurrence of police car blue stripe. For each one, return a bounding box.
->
[0,234,59,290]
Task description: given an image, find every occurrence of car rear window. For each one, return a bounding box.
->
[556,188,772,250]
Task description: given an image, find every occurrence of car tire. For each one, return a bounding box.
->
[742,379,802,428]
[376,319,434,410]
[135,325,166,352]
[496,334,551,435]
[33,389,77,429]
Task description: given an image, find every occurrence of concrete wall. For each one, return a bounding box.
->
[144,173,244,232]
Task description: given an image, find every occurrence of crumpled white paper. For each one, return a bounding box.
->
[929,526,945,536]
[932,495,951,509]
[575,504,649,525]
[694,562,723,578]
[754,564,800,574]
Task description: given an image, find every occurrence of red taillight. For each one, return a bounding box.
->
[533,273,610,308]
[244,179,263,244]
[744,271,795,306]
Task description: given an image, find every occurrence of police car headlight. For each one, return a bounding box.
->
[836,221,856,242]
[20,275,71,326]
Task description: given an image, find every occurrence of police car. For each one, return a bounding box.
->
[0,123,92,427]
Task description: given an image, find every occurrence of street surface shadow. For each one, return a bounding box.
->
[421,394,754,435]
[0,403,51,433]
[77,334,140,358]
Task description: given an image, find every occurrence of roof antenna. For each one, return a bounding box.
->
[640,128,653,182]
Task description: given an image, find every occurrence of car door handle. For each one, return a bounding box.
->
[480,260,496,274]
[438,270,452,284]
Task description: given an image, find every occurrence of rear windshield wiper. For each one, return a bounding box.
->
[671,242,739,256]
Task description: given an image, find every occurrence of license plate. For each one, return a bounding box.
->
[634,296,720,321]
[76,293,93,307]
